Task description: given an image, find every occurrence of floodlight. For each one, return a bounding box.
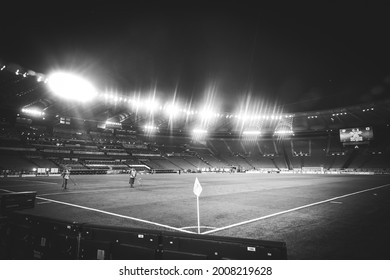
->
[144,125,158,131]
[47,72,98,102]
[193,129,207,134]
[242,130,261,136]
[274,130,294,135]
[106,120,121,126]
[164,103,180,118]
[145,97,159,113]
[131,97,142,109]
[21,108,44,116]
[199,110,217,120]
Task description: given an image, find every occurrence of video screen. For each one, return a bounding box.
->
[339,127,374,143]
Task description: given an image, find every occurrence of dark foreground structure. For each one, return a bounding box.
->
[0,195,287,260]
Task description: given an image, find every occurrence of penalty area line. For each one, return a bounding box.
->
[36,196,194,234]
[202,183,390,235]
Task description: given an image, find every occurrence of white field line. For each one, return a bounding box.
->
[1,187,194,234]
[36,196,194,234]
[39,188,130,196]
[180,226,217,230]
[2,182,136,197]
[1,184,56,188]
[1,179,58,185]
[0,189,14,193]
[202,183,390,235]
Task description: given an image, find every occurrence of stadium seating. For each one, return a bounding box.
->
[166,156,197,170]
[244,157,276,169]
[208,139,231,155]
[1,122,390,175]
[180,155,210,170]
[241,140,261,156]
[0,153,38,172]
[223,139,246,154]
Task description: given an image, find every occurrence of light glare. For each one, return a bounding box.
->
[193,129,207,134]
[21,108,44,116]
[274,130,294,134]
[47,72,98,102]
[242,130,261,136]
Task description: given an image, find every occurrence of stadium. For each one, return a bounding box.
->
[1,2,390,260]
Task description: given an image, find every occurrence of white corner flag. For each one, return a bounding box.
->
[193,177,203,197]
[193,177,202,234]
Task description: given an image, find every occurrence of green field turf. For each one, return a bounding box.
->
[1,173,390,259]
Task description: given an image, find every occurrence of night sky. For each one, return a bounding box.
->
[1,0,390,113]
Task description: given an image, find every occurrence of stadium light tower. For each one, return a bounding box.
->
[47,72,98,102]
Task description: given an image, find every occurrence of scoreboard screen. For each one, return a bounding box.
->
[339,127,374,144]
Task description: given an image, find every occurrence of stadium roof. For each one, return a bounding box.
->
[1,1,390,134]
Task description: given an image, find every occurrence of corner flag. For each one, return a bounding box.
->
[193,177,202,197]
[193,177,202,234]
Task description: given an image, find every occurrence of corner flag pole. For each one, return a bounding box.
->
[196,194,200,234]
[193,177,203,234]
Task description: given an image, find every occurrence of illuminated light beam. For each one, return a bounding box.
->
[47,72,98,102]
